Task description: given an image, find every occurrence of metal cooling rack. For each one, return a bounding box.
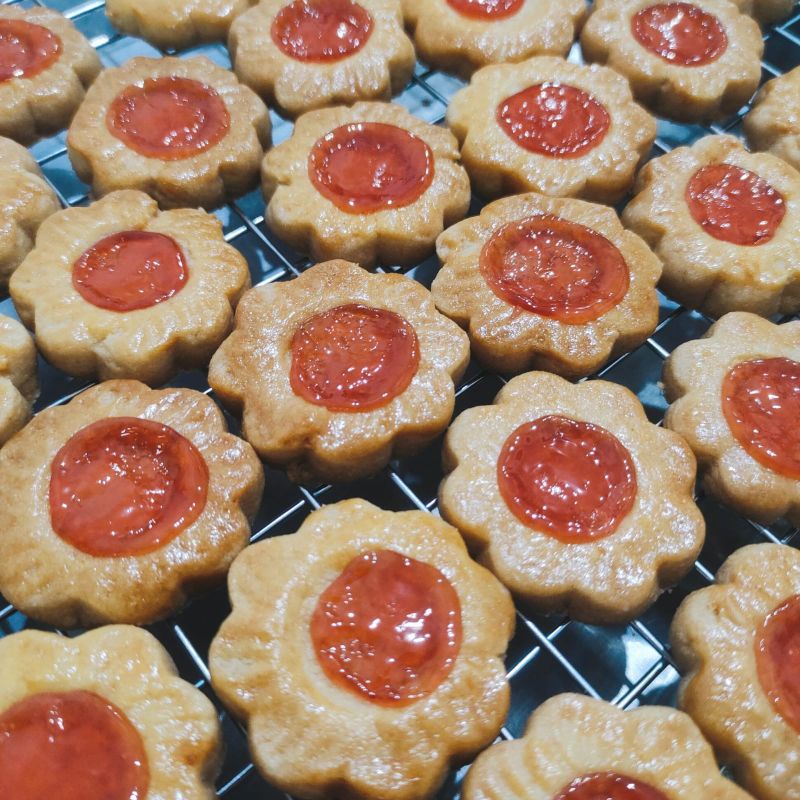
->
[0,0,799,796]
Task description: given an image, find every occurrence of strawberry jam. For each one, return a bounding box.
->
[445,0,524,20]
[0,19,61,82]
[553,772,669,800]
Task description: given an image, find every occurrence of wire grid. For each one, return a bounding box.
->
[0,0,799,796]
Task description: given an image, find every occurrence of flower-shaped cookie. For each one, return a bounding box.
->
[671,543,800,800]
[463,693,751,800]
[0,626,221,798]
[0,314,37,448]
[663,312,800,525]
[440,371,704,624]
[106,0,257,51]
[68,56,271,210]
[230,0,415,119]
[732,0,796,23]
[210,498,515,800]
[623,135,800,318]
[431,192,662,377]
[10,190,250,386]
[209,260,469,484]
[0,379,264,628]
[262,101,470,267]
[402,0,587,79]
[744,66,800,173]
[446,56,656,203]
[0,5,101,144]
[581,0,763,122]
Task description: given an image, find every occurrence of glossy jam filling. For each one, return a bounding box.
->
[49,416,209,557]
[756,594,800,733]
[445,0,524,20]
[722,357,800,480]
[497,415,637,543]
[0,690,149,800]
[0,19,62,82]
[632,2,727,66]
[308,122,434,214]
[686,163,786,246]
[553,772,669,800]
[72,230,188,312]
[310,549,462,705]
[496,83,610,159]
[480,214,630,323]
[271,0,373,62]
[107,76,230,160]
[290,303,420,412]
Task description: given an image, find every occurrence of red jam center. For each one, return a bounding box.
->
[445,0,524,20]
[0,690,149,800]
[496,83,610,159]
[480,214,630,323]
[308,122,434,214]
[722,358,800,480]
[49,416,209,558]
[756,594,800,733]
[310,549,462,705]
[0,19,62,83]
[290,303,420,412]
[72,230,188,312]
[632,2,728,66]
[107,76,230,161]
[497,415,637,543]
[271,0,373,62]
[686,163,786,247]
[553,772,669,800]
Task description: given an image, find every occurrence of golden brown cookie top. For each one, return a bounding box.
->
[432,192,662,378]
[0,314,37,447]
[209,497,515,800]
[440,370,704,624]
[732,0,795,23]
[463,693,752,800]
[208,259,469,484]
[671,543,800,800]
[0,379,264,628]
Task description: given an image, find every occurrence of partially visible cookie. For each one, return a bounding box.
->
[432,192,662,377]
[402,0,587,79]
[439,371,704,624]
[744,66,800,173]
[446,56,656,202]
[581,0,763,122]
[623,134,800,318]
[68,56,270,210]
[731,0,795,23]
[0,314,37,447]
[230,0,415,119]
[0,5,101,144]
[209,260,469,484]
[663,312,800,526]
[671,543,800,800]
[262,101,470,267]
[463,693,751,800]
[11,190,250,386]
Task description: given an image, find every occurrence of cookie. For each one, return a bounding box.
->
[208,259,469,484]
[0,314,37,448]
[0,5,101,144]
[446,56,656,203]
[671,543,800,800]
[209,498,515,800]
[732,0,795,23]
[68,56,271,210]
[230,0,415,119]
[262,101,470,267]
[0,625,221,799]
[623,135,800,318]
[581,0,764,122]
[402,0,587,79]
[431,192,662,377]
[439,371,704,624]
[0,379,264,628]
[10,190,250,386]
[463,693,751,800]
[663,312,800,525]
